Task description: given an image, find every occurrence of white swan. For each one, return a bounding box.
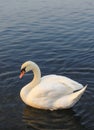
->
[19,61,87,110]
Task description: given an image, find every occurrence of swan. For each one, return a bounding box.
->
[19,61,87,110]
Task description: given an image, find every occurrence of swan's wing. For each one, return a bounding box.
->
[30,75,74,99]
[41,75,83,91]
[53,85,87,109]
[29,80,74,109]
[58,75,83,91]
[28,75,84,109]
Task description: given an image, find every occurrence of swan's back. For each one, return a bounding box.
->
[41,75,83,91]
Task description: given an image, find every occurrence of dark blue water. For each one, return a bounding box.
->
[0,0,94,129]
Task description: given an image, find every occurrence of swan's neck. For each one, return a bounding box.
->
[20,62,41,104]
[31,63,41,87]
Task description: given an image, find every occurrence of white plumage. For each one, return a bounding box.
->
[19,61,87,110]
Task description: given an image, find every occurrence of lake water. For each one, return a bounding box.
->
[0,0,94,129]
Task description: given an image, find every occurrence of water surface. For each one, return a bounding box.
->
[0,0,94,130]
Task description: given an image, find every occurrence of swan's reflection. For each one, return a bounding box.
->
[22,106,86,130]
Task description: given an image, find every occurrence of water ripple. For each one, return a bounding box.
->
[0,0,94,129]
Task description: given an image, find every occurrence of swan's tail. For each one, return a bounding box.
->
[71,85,87,102]
[65,85,87,108]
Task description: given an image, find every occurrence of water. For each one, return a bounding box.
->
[0,0,94,129]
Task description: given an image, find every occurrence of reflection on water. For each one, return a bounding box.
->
[22,106,86,130]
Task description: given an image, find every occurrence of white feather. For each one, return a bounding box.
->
[20,61,87,110]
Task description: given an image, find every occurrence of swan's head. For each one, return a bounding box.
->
[19,61,35,79]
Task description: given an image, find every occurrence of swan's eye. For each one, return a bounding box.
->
[21,67,26,73]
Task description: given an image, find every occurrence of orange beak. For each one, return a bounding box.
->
[19,71,25,79]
